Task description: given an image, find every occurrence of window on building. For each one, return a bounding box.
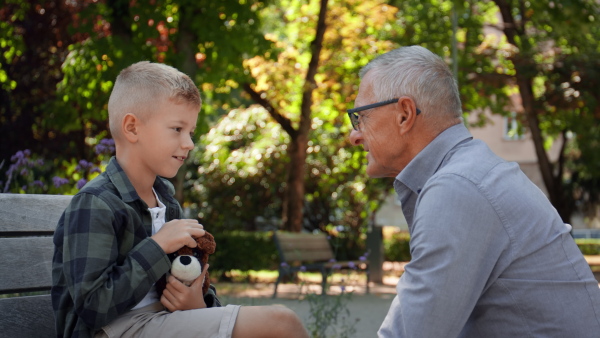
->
[503,112,525,140]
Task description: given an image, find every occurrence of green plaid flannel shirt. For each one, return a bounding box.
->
[51,157,179,338]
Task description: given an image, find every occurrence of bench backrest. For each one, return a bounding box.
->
[0,194,72,337]
[273,231,335,264]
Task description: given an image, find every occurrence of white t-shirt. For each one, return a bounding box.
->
[131,189,166,310]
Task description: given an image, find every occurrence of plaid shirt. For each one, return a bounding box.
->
[51,157,180,338]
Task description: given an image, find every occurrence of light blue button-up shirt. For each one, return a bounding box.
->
[378,123,600,337]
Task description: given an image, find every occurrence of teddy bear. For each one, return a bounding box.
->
[156,231,216,297]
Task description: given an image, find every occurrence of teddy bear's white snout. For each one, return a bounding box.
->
[171,255,202,285]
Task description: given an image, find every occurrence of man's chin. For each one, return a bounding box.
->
[366,165,397,178]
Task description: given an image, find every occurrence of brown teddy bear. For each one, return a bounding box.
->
[156,231,216,298]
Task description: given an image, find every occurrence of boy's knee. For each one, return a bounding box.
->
[268,306,307,337]
[234,305,308,338]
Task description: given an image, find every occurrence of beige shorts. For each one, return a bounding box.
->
[94,302,241,338]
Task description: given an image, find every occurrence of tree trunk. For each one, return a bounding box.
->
[244,0,329,232]
[494,0,571,222]
[282,134,309,232]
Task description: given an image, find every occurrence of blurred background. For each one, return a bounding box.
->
[2,0,600,274]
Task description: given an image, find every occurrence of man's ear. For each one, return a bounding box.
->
[395,96,418,135]
[122,113,140,143]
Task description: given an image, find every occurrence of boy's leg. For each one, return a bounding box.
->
[232,305,309,338]
[94,303,308,338]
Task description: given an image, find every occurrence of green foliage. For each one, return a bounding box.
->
[575,238,600,255]
[210,231,279,272]
[0,139,115,195]
[304,292,359,338]
[384,232,411,262]
[382,234,600,261]
[189,106,289,231]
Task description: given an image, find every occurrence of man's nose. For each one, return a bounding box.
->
[349,129,363,146]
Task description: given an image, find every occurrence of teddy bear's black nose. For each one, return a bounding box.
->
[180,256,192,265]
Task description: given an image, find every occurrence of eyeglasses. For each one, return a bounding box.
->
[347,98,421,131]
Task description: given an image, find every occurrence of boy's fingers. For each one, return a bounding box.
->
[160,295,175,312]
[167,275,187,292]
[186,236,198,248]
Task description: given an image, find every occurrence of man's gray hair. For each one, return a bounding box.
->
[108,61,201,138]
[360,46,462,120]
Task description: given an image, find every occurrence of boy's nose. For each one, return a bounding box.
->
[183,134,195,149]
[349,129,364,146]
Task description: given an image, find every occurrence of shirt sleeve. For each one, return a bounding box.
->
[61,192,171,330]
[379,173,511,337]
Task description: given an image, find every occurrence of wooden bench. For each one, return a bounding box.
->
[272,231,369,298]
[0,194,72,338]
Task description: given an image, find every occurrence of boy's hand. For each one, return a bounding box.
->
[161,264,210,312]
[151,219,205,254]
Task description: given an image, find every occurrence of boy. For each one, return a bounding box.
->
[52,61,308,338]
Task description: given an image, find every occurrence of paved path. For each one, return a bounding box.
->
[218,280,399,337]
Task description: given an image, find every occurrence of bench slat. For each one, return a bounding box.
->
[283,249,334,262]
[0,294,55,337]
[0,193,71,233]
[277,232,334,262]
[0,237,54,293]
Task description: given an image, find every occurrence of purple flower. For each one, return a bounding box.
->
[336,225,345,232]
[90,166,102,174]
[76,160,93,171]
[348,261,356,269]
[359,256,366,261]
[23,149,31,156]
[329,258,336,263]
[280,262,288,268]
[332,264,341,270]
[53,176,69,188]
[20,168,28,176]
[30,180,44,188]
[299,266,306,272]
[95,138,115,155]
[11,151,24,161]
[76,178,88,189]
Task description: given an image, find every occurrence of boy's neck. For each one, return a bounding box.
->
[115,155,158,208]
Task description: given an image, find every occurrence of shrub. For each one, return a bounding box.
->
[575,238,600,255]
[384,232,411,262]
[210,231,278,273]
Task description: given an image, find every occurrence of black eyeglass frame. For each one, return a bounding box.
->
[347,98,421,131]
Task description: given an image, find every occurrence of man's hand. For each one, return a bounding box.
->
[151,219,205,254]
[161,264,210,312]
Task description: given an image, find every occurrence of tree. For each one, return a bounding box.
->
[1,0,274,199]
[386,0,600,223]
[190,0,399,243]
[241,0,328,232]
[490,0,600,222]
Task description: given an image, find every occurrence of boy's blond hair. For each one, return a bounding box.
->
[108,61,201,139]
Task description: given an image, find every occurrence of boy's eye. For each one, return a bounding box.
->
[173,127,182,132]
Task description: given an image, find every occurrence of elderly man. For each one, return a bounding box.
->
[348,45,600,337]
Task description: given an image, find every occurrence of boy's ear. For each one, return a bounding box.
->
[122,113,140,143]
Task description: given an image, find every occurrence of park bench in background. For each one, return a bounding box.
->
[0,194,72,338]
[272,231,369,298]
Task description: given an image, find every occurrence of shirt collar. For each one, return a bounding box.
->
[105,156,177,204]
[395,123,473,195]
